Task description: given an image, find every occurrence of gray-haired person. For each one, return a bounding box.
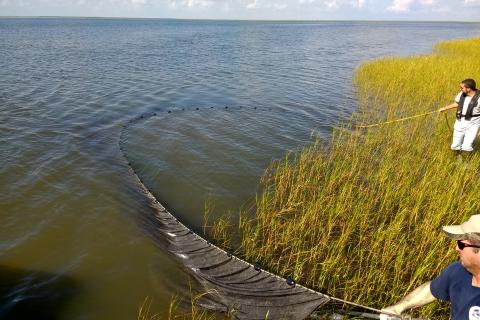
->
[380,215,480,320]
[439,79,480,152]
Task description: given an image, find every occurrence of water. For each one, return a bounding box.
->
[1,18,479,319]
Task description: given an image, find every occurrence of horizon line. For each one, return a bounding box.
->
[0,15,479,23]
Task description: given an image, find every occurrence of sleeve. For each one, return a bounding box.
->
[430,263,458,302]
[455,91,462,103]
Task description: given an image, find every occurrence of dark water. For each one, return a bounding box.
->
[1,18,480,319]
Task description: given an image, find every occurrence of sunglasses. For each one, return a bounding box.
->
[457,240,480,250]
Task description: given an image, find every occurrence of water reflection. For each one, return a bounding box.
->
[0,265,80,320]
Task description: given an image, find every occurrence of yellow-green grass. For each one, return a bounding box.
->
[228,37,480,319]
[138,293,221,320]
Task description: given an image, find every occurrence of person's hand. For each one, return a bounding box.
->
[438,106,448,112]
[379,306,403,320]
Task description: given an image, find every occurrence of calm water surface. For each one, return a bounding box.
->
[1,18,480,319]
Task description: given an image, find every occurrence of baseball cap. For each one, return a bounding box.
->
[443,215,480,243]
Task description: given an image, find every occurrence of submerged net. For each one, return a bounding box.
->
[119,109,330,320]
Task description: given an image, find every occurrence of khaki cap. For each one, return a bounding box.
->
[443,215,480,243]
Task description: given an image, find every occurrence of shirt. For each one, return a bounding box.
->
[455,91,480,126]
[430,261,480,320]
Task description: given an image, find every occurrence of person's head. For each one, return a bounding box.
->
[460,79,477,94]
[443,215,480,271]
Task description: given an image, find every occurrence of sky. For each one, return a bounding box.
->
[0,0,479,21]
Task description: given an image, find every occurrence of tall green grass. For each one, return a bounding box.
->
[230,37,480,319]
[138,292,221,320]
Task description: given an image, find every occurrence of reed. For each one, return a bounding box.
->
[230,37,480,319]
[138,292,220,320]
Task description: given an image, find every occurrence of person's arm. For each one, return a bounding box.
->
[379,282,436,319]
[438,102,458,112]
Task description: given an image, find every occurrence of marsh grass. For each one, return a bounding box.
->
[216,38,480,319]
[138,291,221,320]
[203,195,235,251]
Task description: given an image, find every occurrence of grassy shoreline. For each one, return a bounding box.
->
[228,37,480,319]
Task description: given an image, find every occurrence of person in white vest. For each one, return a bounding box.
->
[439,79,480,152]
[380,215,480,320]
